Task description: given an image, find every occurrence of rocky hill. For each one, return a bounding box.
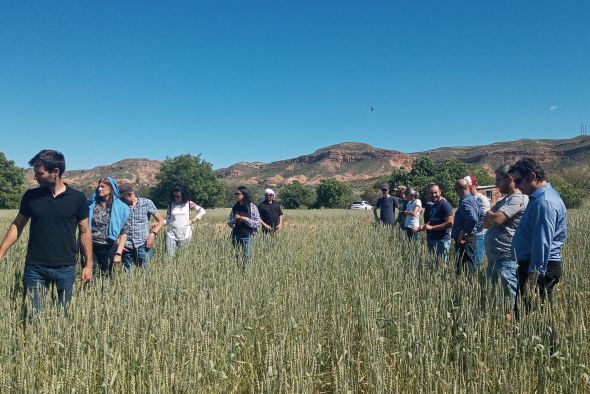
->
[216,142,414,186]
[421,136,590,173]
[25,158,162,193]
[23,136,590,190]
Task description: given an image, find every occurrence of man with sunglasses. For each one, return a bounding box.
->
[509,158,567,315]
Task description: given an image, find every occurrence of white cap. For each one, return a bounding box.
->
[264,188,275,195]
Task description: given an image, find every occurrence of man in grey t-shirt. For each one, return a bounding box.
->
[484,165,528,308]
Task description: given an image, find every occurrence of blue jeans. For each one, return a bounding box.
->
[486,258,518,301]
[405,228,420,242]
[474,232,486,269]
[122,244,153,273]
[232,234,256,271]
[82,241,116,277]
[427,238,451,263]
[165,236,191,257]
[23,264,76,314]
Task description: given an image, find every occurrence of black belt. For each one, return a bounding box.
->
[518,259,561,265]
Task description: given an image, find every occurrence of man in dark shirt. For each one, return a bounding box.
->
[373,184,399,225]
[0,150,93,313]
[451,178,480,275]
[419,182,454,262]
[258,188,284,234]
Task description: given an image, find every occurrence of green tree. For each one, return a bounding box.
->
[0,152,26,209]
[389,156,494,207]
[550,176,584,208]
[315,179,353,208]
[150,154,224,208]
[279,181,316,209]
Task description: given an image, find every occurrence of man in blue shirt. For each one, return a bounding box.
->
[509,158,567,314]
[451,178,480,275]
[373,184,399,225]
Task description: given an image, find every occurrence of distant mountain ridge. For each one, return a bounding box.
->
[24,136,590,190]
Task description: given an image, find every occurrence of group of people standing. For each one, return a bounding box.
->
[0,150,208,312]
[373,157,567,319]
[0,150,568,327]
[0,149,286,314]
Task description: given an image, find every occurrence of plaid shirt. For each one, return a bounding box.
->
[227,203,261,230]
[125,197,158,248]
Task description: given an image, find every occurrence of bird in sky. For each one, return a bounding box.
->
[370,105,375,112]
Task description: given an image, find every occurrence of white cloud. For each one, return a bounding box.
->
[549,105,558,112]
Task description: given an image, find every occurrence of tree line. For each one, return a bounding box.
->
[0,152,585,209]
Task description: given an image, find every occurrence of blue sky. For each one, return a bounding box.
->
[1,0,588,170]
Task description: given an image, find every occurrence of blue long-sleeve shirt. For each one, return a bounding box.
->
[511,183,567,275]
[451,194,479,239]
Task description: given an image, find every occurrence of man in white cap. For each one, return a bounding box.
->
[258,188,284,234]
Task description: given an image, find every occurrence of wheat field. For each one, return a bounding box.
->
[0,208,588,392]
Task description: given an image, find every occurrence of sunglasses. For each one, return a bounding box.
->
[234,192,242,196]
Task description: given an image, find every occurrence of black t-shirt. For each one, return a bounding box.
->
[19,186,88,266]
[257,200,283,231]
[376,195,399,224]
[424,198,454,241]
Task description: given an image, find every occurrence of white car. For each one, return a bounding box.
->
[350,200,372,210]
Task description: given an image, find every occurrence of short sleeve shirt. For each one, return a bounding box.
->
[125,197,158,248]
[484,191,528,264]
[475,193,491,234]
[19,186,88,266]
[257,200,283,230]
[424,198,454,241]
[376,195,399,224]
[404,199,422,229]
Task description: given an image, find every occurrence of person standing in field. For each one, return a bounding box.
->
[451,178,480,275]
[419,182,454,262]
[483,165,528,313]
[0,150,93,313]
[509,158,567,316]
[373,184,399,226]
[164,184,206,257]
[228,186,261,272]
[118,183,166,273]
[258,188,284,234]
[394,185,407,227]
[464,175,490,270]
[403,188,422,240]
[86,177,130,277]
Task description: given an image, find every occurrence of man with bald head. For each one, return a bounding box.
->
[451,178,480,275]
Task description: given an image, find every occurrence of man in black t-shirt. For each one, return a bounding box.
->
[0,150,93,313]
[418,182,454,262]
[373,184,399,225]
[258,188,284,234]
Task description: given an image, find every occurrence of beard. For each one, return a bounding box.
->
[38,176,57,189]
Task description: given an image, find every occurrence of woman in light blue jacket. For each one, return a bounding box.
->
[86,177,130,277]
